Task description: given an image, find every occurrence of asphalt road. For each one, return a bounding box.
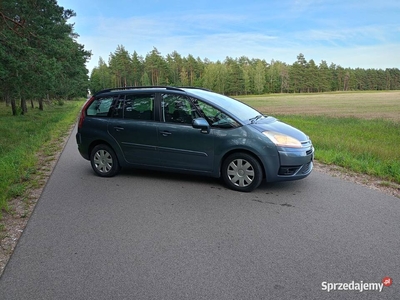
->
[0,128,399,300]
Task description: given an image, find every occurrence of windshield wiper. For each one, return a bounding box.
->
[249,114,264,123]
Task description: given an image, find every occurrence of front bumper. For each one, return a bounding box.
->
[275,145,314,181]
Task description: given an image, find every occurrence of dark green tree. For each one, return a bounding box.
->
[90,57,112,94]
[166,51,183,85]
[253,59,266,94]
[203,61,227,93]
[318,61,331,92]
[290,53,307,93]
[0,0,91,114]
[306,59,318,92]
[131,51,144,86]
[109,45,132,87]
[144,47,168,85]
[225,57,244,95]
[185,54,199,86]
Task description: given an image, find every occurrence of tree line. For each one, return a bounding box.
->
[0,0,91,115]
[90,46,400,96]
[2,0,399,117]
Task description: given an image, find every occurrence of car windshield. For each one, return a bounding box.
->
[184,89,263,123]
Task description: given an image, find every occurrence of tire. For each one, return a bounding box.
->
[90,144,120,177]
[221,152,263,192]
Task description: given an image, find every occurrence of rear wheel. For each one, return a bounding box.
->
[222,152,263,192]
[90,144,120,177]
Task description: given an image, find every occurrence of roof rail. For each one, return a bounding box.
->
[178,86,211,91]
[93,86,184,96]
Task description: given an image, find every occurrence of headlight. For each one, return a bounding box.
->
[263,131,302,148]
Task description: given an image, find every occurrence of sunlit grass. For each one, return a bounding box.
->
[276,116,400,183]
[0,100,84,215]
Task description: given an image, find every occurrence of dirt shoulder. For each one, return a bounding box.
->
[0,126,71,277]
[1,145,399,276]
[313,163,400,199]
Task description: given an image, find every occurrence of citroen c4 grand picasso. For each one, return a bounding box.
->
[76,86,314,192]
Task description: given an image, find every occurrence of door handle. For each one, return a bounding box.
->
[160,131,172,136]
[114,126,124,132]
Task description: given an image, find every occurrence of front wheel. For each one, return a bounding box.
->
[90,144,120,177]
[221,153,263,192]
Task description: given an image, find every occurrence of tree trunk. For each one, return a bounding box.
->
[5,92,10,106]
[39,98,44,110]
[21,97,28,115]
[31,99,35,109]
[11,98,17,116]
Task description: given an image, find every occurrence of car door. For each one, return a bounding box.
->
[157,93,214,172]
[108,93,159,166]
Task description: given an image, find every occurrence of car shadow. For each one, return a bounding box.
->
[117,167,308,194]
[120,167,221,185]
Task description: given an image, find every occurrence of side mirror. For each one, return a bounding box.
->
[192,118,210,134]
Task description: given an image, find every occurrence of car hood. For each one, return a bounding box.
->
[249,117,309,142]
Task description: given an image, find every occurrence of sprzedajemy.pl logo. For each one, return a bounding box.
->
[321,277,393,293]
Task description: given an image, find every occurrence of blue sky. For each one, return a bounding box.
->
[57,0,400,73]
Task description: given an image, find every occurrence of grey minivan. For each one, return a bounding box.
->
[76,86,314,192]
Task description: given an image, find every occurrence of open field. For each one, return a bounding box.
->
[238,91,400,184]
[237,91,400,121]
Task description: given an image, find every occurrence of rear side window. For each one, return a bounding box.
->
[123,94,154,120]
[86,97,114,117]
[86,94,154,120]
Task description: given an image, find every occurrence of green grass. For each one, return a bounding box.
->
[238,91,400,184]
[276,116,399,183]
[0,100,84,216]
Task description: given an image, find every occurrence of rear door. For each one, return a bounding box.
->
[108,93,159,166]
[156,93,214,172]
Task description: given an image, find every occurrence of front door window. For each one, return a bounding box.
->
[161,94,200,124]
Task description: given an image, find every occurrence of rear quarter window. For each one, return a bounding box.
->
[87,97,114,117]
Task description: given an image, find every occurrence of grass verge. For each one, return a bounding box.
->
[275,115,400,184]
[0,100,85,217]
